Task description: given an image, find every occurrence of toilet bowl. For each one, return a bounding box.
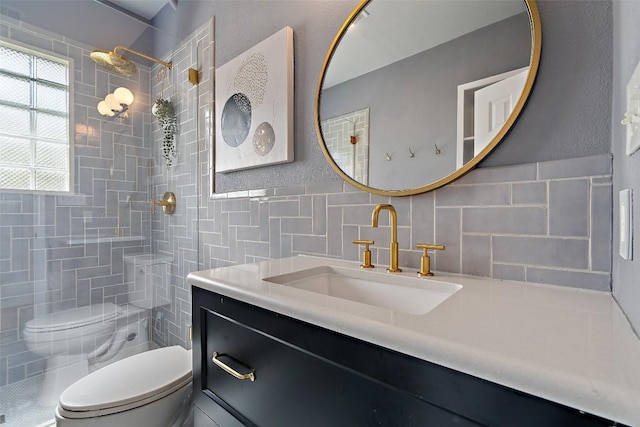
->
[23,303,121,358]
[88,304,151,370]
[24,303,151,403]
[55,346,192,427]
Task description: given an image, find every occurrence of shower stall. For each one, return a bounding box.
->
[0,2,212,425]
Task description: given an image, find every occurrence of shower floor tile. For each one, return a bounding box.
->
[0,374,57,427]
[0,343,158,426]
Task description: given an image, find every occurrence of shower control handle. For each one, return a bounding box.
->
[151,192,176,215]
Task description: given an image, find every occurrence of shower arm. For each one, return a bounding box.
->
[113,46,172,69]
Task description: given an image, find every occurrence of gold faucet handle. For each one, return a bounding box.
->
[353,240,375,269]
[417,244,445,253]
[151,191,176,215]
[416,244,445,276]
[353,239,374,248]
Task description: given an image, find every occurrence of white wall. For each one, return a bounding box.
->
[612,0,640,334]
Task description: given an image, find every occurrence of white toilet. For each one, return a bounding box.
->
[55,345,193,427]
[24,302,151,403]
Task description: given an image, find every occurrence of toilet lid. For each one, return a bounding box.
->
[59,346,192,414]
[25,303,121,332]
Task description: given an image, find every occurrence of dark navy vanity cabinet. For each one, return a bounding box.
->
[191,286,618,427]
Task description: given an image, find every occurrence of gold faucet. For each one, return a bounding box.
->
[371,204,402,273]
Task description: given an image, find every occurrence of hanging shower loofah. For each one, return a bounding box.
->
[153,98,178,167]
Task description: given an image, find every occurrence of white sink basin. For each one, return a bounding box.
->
[263,265,462,315]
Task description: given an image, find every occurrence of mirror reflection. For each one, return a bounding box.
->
[317,0,539,195]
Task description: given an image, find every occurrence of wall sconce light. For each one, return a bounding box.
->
[97,87,134,118]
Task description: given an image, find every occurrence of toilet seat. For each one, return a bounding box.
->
[57,346,192,419]
[25,303,121,332]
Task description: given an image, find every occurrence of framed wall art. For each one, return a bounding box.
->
[215,26,294,173]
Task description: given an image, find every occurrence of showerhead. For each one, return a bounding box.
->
[90,46,172,77]
[90,49,138,76]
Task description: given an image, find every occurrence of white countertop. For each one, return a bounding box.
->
[186,255,640,425]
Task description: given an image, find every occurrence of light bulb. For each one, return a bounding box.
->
[97,100,114,117]
[105,93,120,111]
[114,87,134,106]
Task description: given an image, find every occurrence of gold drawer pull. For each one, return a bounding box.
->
[212,352,255,381]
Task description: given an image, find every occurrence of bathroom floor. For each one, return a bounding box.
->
[0,374,57,426]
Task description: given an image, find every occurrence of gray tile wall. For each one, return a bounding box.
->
[321,108,370,184]
[0,17,152,386]
[200,155,612,293]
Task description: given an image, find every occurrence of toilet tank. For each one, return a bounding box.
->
[123,254,173,308]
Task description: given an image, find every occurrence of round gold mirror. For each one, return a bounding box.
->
[316,0,541,196]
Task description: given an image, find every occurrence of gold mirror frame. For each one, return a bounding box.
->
[315,0,542,197]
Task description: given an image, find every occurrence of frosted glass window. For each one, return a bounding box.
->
[36,57,67,85]
[0,41,71,192]
[0,46,30,76]
[36,170,68,191]
[1,137,31,166]
[36,142,69,169]
[37,113,68,140]
[37,83,68,112]
[0,105,31,136]
[0,168,31,190]
[0,74,31,105]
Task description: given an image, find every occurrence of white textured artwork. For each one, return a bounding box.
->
[215,27,294,172]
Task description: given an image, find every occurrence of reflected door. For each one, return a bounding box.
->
[473,69,528,156]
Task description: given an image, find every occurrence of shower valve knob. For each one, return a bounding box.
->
[151,192,176,215]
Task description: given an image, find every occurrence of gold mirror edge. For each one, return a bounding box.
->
[315,0,542,197]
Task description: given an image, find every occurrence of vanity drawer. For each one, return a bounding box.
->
[200,306,473,426]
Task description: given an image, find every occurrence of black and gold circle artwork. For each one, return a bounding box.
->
[221,93,252,147]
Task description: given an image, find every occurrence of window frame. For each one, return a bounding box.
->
[0,38,74,194]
